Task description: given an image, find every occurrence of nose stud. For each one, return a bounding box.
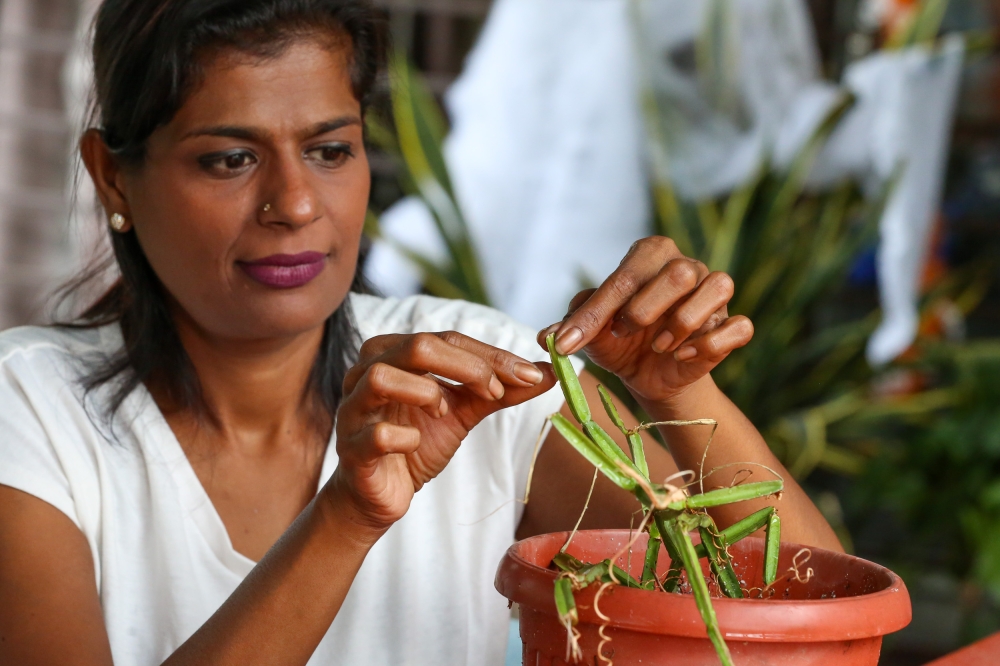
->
[262,203,272,212]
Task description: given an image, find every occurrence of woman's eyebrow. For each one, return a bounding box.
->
[303,116,362,138]
[180,116,362,142]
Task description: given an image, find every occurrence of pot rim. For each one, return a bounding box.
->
[496,530,912,643]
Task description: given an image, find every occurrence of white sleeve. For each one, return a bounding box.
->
[491,320,585,525]
[0,352,86,530]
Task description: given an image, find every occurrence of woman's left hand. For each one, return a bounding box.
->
[537,236,754,405]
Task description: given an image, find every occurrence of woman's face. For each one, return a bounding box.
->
[117,36,369,342]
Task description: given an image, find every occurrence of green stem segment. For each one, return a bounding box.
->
[554,576,578,626]
[764,511,782,586]
[698,525,744,599]
[584,420,640,473]
[597,384,650,478]
[662,559,684,593]
[546,334,590,423]
[549,414,636,491]
[641,536,662,589]
[670,480,783,511]
[657,513,734,666]
[694,506,774,558]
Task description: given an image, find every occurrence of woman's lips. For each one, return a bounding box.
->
[238,252,327,289]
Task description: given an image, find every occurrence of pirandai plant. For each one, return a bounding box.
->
[542,333,785,666]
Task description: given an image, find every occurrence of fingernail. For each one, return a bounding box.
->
[674,345,697,361]
[652,331,675,354]
[611,320,630,338]
[555,327,583,355]
[489,375,505,399]
[514,362,544,385]
[438,396,449,416]
[540,323,560,341]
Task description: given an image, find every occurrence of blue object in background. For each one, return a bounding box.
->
[506,617,520,666]
[848,245,878,287]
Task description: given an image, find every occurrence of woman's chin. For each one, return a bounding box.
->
[201,298,343,344]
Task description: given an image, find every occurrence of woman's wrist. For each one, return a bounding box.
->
[316,475,390,551]
[632,374,720,423]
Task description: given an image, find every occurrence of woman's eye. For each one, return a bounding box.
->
[306,144,353,167]
[199,151,257,175]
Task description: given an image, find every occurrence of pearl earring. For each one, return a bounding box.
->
[110,213,127,232]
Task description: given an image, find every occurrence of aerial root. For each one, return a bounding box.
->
[607,510,653,586]
[561,614,583,663]
[748,548,816,598]
[561,468,599,553]
[617,463,688,509]
[729,469,754,487]
[594,582,615,665]
[459,419,551,526]
[687,461,785,491]
[789,548,814,584]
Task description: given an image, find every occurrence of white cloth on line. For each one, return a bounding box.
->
[366,0,650,330]
[366,0,963,365]
[811,37,965,365]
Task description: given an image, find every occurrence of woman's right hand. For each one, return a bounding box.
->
[328,332,556,532]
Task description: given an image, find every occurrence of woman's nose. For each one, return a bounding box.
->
[258,156,321,229]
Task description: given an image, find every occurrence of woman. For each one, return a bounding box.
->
[0,1,842,664]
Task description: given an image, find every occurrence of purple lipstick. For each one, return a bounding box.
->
[238,251,327,289]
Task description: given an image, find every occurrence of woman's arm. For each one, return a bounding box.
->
[0,483,381,666]
[0,332,556,666]
[519,236,842,552]
[640,375,841,551]
[0,487,114,666]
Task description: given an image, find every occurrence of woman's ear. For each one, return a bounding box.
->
[79,129,132,223]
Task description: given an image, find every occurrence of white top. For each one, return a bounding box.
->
[0,294,577,666]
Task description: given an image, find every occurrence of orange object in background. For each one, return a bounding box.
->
[925,631,1000,665]
[878,0,922,42]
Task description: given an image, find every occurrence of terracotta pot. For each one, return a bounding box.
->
[496,530,911,665]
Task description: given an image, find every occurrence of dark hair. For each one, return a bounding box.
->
[65,0,385,423]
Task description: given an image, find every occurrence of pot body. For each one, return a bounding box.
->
[497,531,912,666]
[519,607,881,665]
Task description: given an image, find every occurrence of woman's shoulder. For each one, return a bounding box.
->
[350,293,546,361]
[0,325,120,533]
[0,324,116,371]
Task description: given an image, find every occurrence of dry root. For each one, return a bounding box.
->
[747,548,816,599]
[789,548,814,584]
[561,615,583,664]
[593,582,615,665]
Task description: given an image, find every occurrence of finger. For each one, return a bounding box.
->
[536,289,597,351]
[650,271,734,353]
[610,258,709,339]
[435,331,546,388]
[460,363,558,424]
[671,315,754,364]
[341,422,422,465]
[344,334,410,394]
[565,289,598,318]
[348,362,448,420]
[363,333,510,401]
[554,237,684,355]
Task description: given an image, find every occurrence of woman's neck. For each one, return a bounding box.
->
[153,307,330,455]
